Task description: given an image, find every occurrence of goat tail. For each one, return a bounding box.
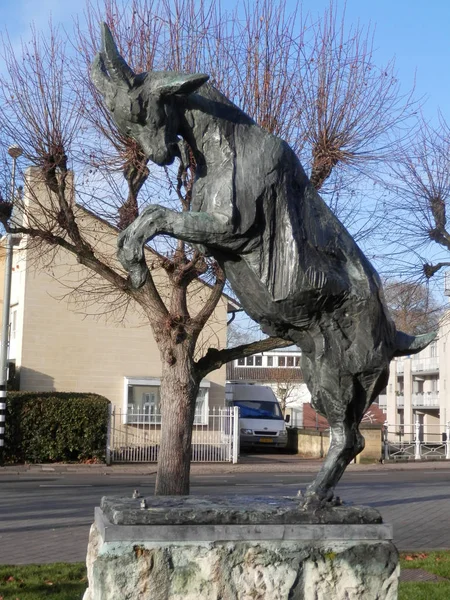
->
[393,330,437,358]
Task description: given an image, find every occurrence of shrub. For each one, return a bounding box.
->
[3,392,110,463]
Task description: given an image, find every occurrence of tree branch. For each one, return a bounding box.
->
[424,262,450,279]
[195,336,294,378]
[191,266,226,333]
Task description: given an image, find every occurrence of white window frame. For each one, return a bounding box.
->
[123,377,210,425]
[143,391,161,424]
[193,382,212,425]
[10,307,17,341]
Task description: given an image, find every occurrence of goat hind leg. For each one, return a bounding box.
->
[301,421,364,507]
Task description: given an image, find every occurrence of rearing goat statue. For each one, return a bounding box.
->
[92,24,434,505]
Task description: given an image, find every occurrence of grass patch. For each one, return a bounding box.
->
[3,553,450,600]
[399,551,450,600]
[0,563,86,600]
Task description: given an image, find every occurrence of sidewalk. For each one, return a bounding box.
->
[1,455,450,564]
[2,455,450,475]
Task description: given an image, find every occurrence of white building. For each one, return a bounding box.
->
[226,346,311,426]
[379,317,450,443]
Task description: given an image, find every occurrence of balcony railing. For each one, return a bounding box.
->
[396,361,404,374]
[396,395,404,407]
[378,395,387,408]
[412,356,439,373]
[412,393,439,407]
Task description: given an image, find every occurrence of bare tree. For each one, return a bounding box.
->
[383,279,443,335]
[267,367,303,415]
[297,3,416,189]
[0,0,418,494]
[227,321,259,349]
[293,2,418,242]
[0,7,291,495]
[388,116,450,285]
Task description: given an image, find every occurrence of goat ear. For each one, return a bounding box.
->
[155,73,209,97]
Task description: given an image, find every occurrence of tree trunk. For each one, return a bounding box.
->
[155,344,199,495]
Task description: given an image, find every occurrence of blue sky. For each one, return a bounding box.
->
[0,0,448,122]
[329,0,450,120]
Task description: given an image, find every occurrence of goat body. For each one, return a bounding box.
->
[92,24,434,503]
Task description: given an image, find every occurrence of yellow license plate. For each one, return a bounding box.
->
[260,438,274,443]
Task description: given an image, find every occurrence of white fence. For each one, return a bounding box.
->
[107,406,240,464]
[383,422,450,461]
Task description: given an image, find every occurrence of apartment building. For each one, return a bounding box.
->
[379,317,450,441]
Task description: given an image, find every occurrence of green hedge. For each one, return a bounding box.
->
[3,392,110,464]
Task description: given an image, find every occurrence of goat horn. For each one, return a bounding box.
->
[100,22,135,89]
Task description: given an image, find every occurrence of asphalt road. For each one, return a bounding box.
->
[1,465,450,564]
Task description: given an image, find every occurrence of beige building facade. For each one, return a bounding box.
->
[0,171,229,419]
[379,317,450,442]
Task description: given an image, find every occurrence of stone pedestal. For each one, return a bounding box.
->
[83,496,399,600]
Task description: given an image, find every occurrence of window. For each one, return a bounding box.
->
[10,308,17,341]
[232,400,283,420]
[124,378,210,425]
[237,357,245,366]
[398,410,404,437]
[278,356,286,367]
[287,356,294,367]
[194,388,208,425]
[144,391,160,423]
[127,385,161,424]
[255,356,262,366]
[267,356,273,366]
[430,342,437,357]
[295,357,300,366]
[246,356,254,366]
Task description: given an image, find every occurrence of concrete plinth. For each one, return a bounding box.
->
[83,496,399,600]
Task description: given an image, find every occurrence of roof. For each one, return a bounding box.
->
[302,404,329,431]
[226,364,304,383]
[301,402,386,431]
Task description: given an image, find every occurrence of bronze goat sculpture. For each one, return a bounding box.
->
[92,24,434,505]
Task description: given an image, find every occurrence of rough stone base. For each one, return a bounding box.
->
[83,498,399,600]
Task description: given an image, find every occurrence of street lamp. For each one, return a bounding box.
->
[0,145,22,458]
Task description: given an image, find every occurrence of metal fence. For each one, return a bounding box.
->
[107,406,240,464]
[383,422,450,461]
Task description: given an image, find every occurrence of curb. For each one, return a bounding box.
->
[2,458,450,476]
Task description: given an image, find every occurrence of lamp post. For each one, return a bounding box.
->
[0,145,22,459]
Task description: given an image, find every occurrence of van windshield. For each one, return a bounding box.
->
[234,400,283,420]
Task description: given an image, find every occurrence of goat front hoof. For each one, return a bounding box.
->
[128,262,149,289]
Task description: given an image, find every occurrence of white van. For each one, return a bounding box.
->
[225,382,289,449]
